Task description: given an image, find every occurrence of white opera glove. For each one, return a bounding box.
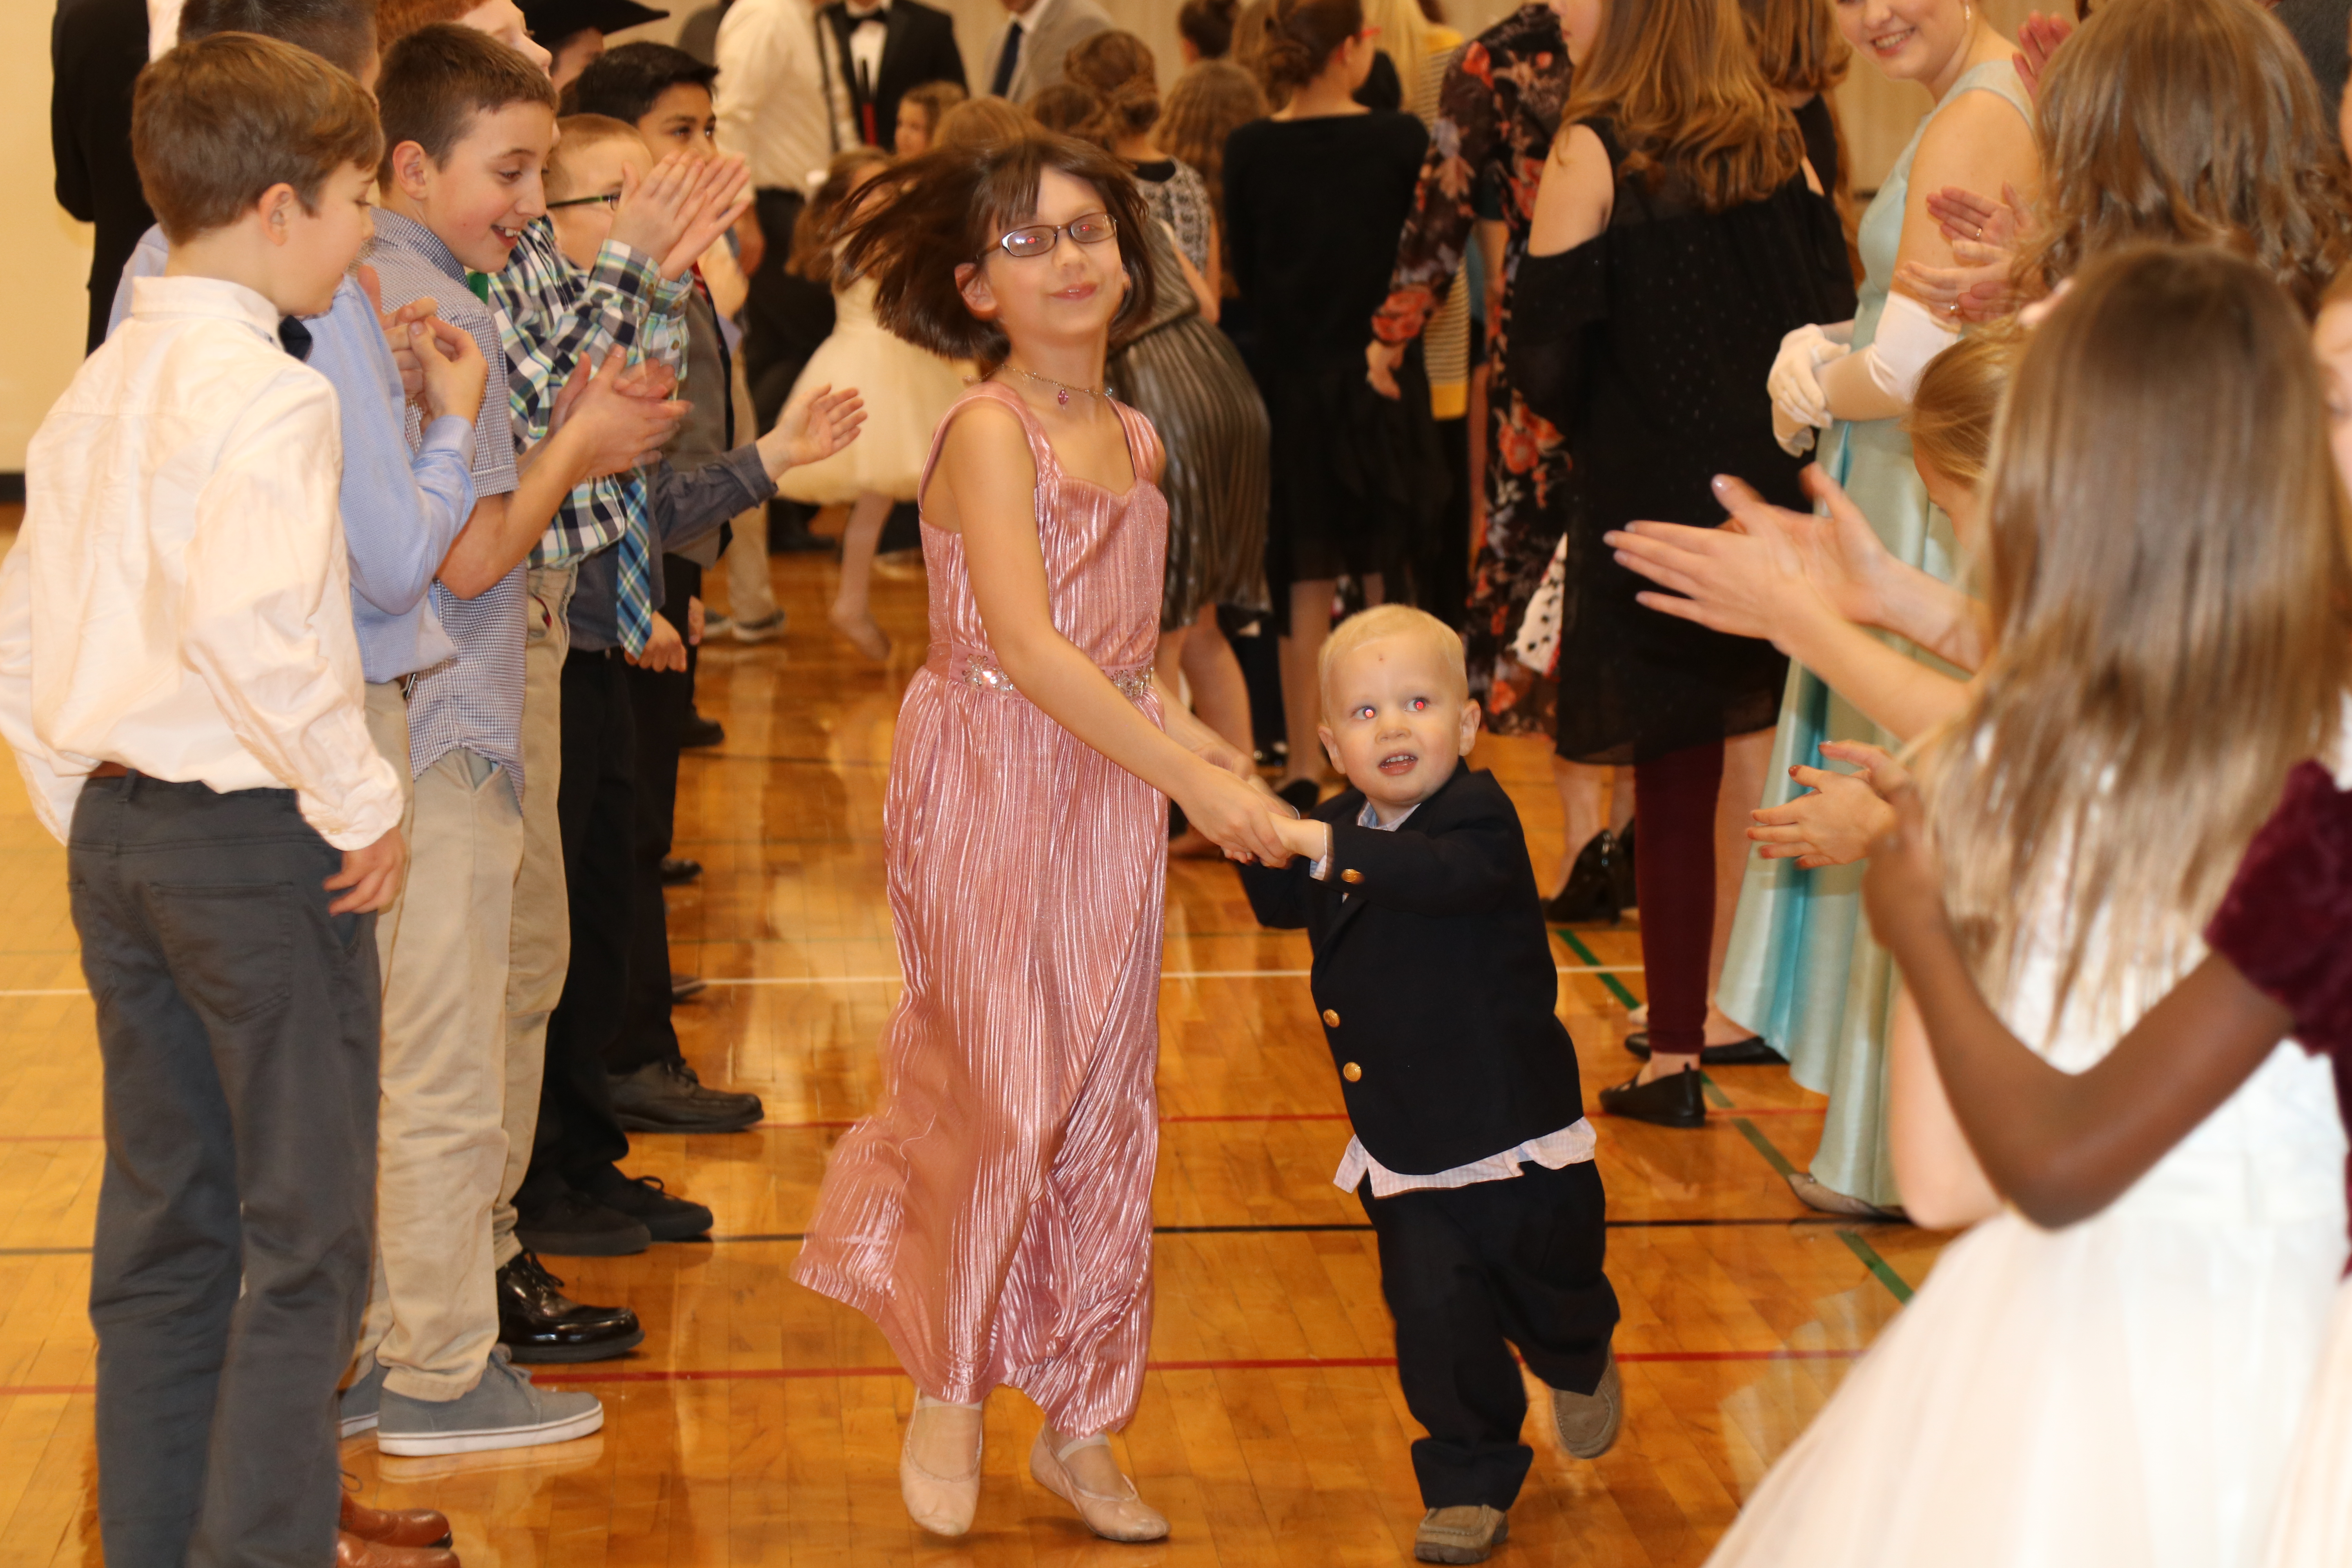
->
[1768,324,1851,433]
[1773,405,1817,457]
[1857,292,1962,404]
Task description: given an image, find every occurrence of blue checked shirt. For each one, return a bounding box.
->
[486,220,689,653]
[365,210,527,802]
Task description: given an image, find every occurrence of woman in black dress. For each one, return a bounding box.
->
[1225,0,1447,809]
[1509,0,1855,1126]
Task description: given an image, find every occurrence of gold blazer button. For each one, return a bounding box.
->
[1342,1062,1363,1082]
[1321,1008,1341,1027]
[1341,869,1365,884]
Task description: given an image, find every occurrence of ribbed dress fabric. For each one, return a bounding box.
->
[791,382,1170,1437]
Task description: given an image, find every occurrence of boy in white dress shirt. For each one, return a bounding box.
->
[0,35,406,1568]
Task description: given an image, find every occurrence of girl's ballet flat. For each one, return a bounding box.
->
[900,1396,983,1537]
[1028,1429,1169,1543]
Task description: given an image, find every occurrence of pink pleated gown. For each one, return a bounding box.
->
[792,382,1170,1438]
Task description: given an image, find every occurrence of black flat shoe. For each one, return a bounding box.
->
[1598,1068,1706,1129]
[681,713,725,749]
[660,856,702,886]
[514,1192,652,1258]
[1624,1031,1786,1066]
[608,1059,761,1132]
[1543,829,1621,924]
[1276,779,1323,817]
[497,1251,645,1363]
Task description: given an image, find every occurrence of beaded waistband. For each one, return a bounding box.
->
[931,650,1154,701]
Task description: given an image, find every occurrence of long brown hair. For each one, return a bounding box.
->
[1258,0,1362,96]
[2022,0,2352,318]
[837,130,1158,364]
[1161,60,1268,225]
[1559,0,1802,213]
[1737,0,1846,97]
[789,147,893,285]
[1923,245,2352,1024]
[1064,31,1164,147]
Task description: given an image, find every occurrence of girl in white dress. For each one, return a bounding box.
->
[1704,246,2352,1568]
[777,149,973,659]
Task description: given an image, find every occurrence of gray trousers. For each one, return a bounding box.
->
[69,774,380,1568]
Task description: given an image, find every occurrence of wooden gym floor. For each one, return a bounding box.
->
[0,511,1951,1564]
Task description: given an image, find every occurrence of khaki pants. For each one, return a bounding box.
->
[497,565,575,1263]
[359,744,524,1399]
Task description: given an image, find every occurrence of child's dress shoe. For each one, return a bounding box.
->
[1029,1428,1169,1541]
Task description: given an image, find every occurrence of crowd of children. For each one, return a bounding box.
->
[23,0,2352,1566]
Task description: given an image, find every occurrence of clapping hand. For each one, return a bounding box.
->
[1895,183,2033,325]
[759,383,867,477]
[2013,11,2076,102]
[360,264,435,401]
[550,347,688,477]
[1860,770,1949,956]
[1750,741,1907,869]
[659,155,754,281]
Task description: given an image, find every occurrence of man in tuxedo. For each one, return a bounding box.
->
[980,0,1111,102]
[818,0,963,151]
[52,0,157,354]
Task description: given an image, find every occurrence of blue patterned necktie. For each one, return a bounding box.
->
[615,521,654,654]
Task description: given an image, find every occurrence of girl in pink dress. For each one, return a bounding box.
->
[788,132,1292,1544]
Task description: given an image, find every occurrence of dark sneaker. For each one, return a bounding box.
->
[376,1347,603,1457]
[584,1168,714,1242]
[1597,1067,1707,1129]
[659,857,702,886]
[669,971,708,1003]
[514,1191,652,1257]
[1550,1352,1623,1458]
[608,1059,762,1133]
[730,610,786,643]
[1416,1505,1509,1564]
[1624,1031,1785,1065]
[497,1251,644,1364]
[681,713,725,749]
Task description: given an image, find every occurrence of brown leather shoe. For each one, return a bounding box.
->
[341,1490,454,1549]
[334,1528,460,1567]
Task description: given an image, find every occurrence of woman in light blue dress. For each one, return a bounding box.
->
[1717,4,2037,1212]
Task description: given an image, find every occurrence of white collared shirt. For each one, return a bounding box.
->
[844,0,889,96]
[716,0,860,193]
[1315,795,1598,1197]
[0,275,403,851]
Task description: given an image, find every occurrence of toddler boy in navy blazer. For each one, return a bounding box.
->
[1239,605,1622,1566]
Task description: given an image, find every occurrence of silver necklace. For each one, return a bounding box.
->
[1003,361,1104,408]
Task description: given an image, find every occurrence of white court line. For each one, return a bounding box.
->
[0,965,1644,999]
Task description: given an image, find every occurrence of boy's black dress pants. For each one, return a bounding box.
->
[69,774,379,1568]
[1359,1158,1620,1510]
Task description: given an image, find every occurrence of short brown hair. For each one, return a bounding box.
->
[178,0,381,80]
[935,96,1028,151]
[898,79,967,140]
[838,131,1158,364]
[1063,32,1162,145]
[376,22,560,185]
[134,31,383,243]
[376,0,469,51]
[545,113,645,198]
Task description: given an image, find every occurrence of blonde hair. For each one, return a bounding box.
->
[1318,605,1469,717]
[1904,328,2016,493]
[1922,245,2352,1024]
[2023,0,2352,318]
[1559,0,1802,213]
[545,113,644,199]
[1361,0,1434,117]
[935,95,1029,150]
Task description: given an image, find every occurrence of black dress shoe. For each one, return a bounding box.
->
[497,1250,645,1363]
[681,713,725,749]
[1543,829,1621,924]
[584,1168,715,1242]
[670,971,708,1003]
[514,1191,652,1257]
[1597,1068,1707,1129]
[1615,820,1639,911]
[1276,778,1323,816]
[660,856,702,886]
[1624,1031,1786,1065]
[608,1058,762,1132]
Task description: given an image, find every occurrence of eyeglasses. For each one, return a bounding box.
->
[548,192,622,210]
[991,211,1117,259]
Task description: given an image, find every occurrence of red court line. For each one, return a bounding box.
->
[0,1347,1862,1399]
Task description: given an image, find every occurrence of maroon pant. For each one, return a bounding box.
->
[1633,740,1723,1056]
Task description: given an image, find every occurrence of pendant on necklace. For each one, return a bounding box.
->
[1056,387,1069,406]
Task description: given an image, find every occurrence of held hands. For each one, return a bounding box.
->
[326,826,408,915]
[552,348,689,477]
[1767,324,1850,436]
[1177,765,1298,865]
[628,611,689,672]
[1269,812,1332,865]
[411,314,489,427]
[757,383,868,477]
[1750,741,1906,869]
[1365,339,1406,401]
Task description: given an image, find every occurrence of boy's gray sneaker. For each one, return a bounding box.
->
[339,1361,386,1438]
[1550,1351,1623,1459]
[1416,1505,1509,1564]
[376,1347,604,1456]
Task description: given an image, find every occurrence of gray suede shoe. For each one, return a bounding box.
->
[1416,1505,1509,1564]
[1551,1352,1623,1459]
[339,1361,385,1439]
[376,1347,603,1456]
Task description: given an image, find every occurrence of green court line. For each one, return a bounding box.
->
[1726,1109,1915,1304]
[1554,926,1642,1010]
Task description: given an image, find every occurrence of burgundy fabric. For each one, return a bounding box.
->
[1633,739,1725,1056]
[2205,758,2352,1233]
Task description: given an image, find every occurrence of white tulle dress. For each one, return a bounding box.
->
[1705,891,2349,1568]
[775,276,970,505]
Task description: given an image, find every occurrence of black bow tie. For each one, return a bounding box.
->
[278,316,314,363]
